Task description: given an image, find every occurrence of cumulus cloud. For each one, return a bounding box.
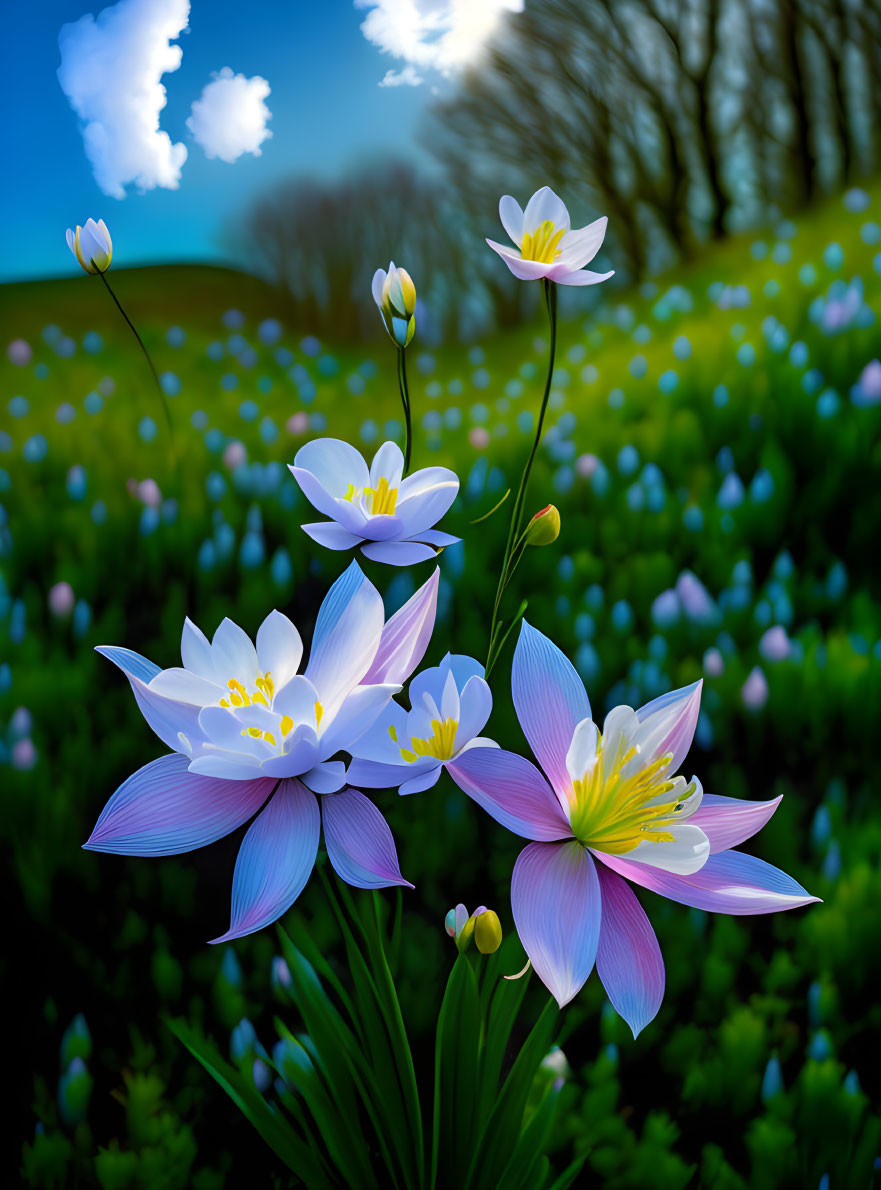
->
[186,68,272,163]
[57,0,190,199]
[356,0,524,83]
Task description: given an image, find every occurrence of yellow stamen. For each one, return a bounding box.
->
[520,219,566,264]
[315,701,324,727]
[400,717,458,763]
[280,715,293,736]
[568,731,689,853]
[388,724,397,742]
[344,476,399,516]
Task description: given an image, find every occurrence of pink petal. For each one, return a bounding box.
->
[595,866,664,1038]
[689,794,783,854]
[447,746,572,841]
[362,568,439,685]
[511,841,601,1007]
[322,787,413,889]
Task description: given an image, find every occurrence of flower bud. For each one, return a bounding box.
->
[473,908,503,954]
[524,504,560,547]
[65,218,112,274]
[58,1057,93,1127]
[372,261,416,348]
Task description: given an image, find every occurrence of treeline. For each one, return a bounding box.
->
[236,0,881,340]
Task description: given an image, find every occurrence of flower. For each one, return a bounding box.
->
[523,504,560,547]
[348,653,495,795]
[444,903,502,954]
[84,563,440,942]
[66,219,112,274]
[448,621,818,1032]
[486,187,613,286]
[290,438,460,566]
[372,261,416,347]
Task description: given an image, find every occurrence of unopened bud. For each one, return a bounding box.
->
[373,262,417,348]
[524,505,560,547]
[473,908,503,954]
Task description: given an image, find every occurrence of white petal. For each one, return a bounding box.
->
[597,824,711,875]
[522,186,570,235]
[547,267,615,287]
[148,667,221,706]
[485,239,552,280]
[499,194,524,246]
[256,610,303,689]
[565,718,599,783]
[369,441,404,489]
[556,217,607,268]
[211,618,258,683]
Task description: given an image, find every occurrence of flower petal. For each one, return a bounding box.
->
[148,667,220,706]
[96,644,161,684]
[512,840,600,1007]
[97,646,204,754]
[346,757,411,788]
[301,761,347,793]
[361,540,437,566]
[371,267,387,310]
[211,779,320,943]
[454,675,492,750]
[546,267,614,287]
[485,239,552,280]
[322,787,413,889]
[522,186,571,234]
[633,680,702,773]
[211,618,258,683]
[305,561,384,716]
[512,621,590,800]
[301,522,364,551]
[256,610,303,688]
[180,618,220,682]
[499,194,525,246]
[597,849,820,915]
[369,440,405,488]
[689,794,783,854]
[84,753,273,856]
[595,865,664,1037]
[399,764,443,796]
[555,217,607,268]
[396,466,459,536]
[318,681,400,758]
[598,824,710,876]
[447,746,572,841]
[362,568,439,685]
[293,438,369,499]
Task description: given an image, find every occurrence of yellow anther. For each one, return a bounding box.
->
[400,717,458,764]
[219,698,230,708]
[521,220,565,264]
[315,701,324,727]
[343,477,399,516]
[280,715,293,736]
[388,724,397,742]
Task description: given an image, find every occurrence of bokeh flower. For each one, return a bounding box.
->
[290,438,459,565]
[66,219,112,274]
[450,622,818,1031]
[84,564,440,941]
[348,653,495,795]
[486,187,613,286]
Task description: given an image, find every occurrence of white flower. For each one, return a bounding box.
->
[66,218,113,274]
[290,438,459,566]
[486,187,613,286]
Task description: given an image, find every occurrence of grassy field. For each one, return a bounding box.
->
[5,184,881,1188]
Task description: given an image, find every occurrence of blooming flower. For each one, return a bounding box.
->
[486,187,613,286]
[84,564,439,942]
[66,218,112,274]
[290,438,459,566]
[448,621,818,1032]
[348,653,495,795]
[372,261,416,347]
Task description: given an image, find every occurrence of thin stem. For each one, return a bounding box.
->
[396,347,413,476]
[98,270,176,459]
[485,279,557,677]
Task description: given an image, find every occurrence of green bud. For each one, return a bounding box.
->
[473,909,503,954]
[524,504,560,547]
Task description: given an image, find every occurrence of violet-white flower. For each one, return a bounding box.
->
[448,621,818,1032]
[486,187,613,287]
[84,564,440,942]
[290,438,459,566]
[66,218,112,274]
[348,653,496,796]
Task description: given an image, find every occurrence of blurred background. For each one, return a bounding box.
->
[3,0,881,1186]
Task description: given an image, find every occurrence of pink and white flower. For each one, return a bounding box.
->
[84,564,439,942]
[486,187,613,287]
[448,621,818,1032]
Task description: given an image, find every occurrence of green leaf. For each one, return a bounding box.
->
[432,954,481,1190]
[546,1152,591,1190]
[165,1017,331,1189]
[464,997,558,1190]
[477,946,531,1124]
[497,1085,562,1190]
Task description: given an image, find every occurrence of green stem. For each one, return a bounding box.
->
[396,347,413,476]
[98,270,176,459]
[485,279,557,677]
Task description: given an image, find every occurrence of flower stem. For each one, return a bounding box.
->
[97,270,176,461]
[396,347,413,476]
[485,279,557,679]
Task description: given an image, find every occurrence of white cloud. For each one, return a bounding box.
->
[57,0,190,199]
[355,0,524,83]
[186,68,272,163]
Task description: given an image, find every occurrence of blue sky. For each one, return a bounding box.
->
[0,1,435,282]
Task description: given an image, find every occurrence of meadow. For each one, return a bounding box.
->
[5,182,881,1187]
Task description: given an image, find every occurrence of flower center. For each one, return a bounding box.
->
[344,475,398,516]
[219,673,323,750]
[521,220,565,264]
[390,719,458,763]
[568,735,696,854]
